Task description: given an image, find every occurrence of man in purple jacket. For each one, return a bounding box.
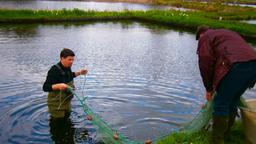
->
[196,25,256,144]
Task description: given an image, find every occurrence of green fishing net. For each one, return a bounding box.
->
[67,86,214,144]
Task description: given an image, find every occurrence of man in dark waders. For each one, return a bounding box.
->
[196,26,256,144]
[43,48,88,144]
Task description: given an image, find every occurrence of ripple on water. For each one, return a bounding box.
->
[0,92,50,144]
[0,22,222,143]
[79,72,201,140]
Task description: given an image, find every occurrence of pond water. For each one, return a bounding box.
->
[227,3,256,8]
[0,21,255,143]
[242,20,256,25]
[0,0,189,11]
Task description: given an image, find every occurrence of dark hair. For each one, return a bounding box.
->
[60,48,75,58]
[196,25,210,40]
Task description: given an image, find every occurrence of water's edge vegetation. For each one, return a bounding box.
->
[158,121,246,144]
[0,9,255,40]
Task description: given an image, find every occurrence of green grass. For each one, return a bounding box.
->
[157,120,246,144]
[154,0,256,14]
[176,0,256,5]
[0,9,255,39]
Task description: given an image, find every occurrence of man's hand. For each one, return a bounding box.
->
[80,69,88,75]
[76,68,88,76]
[52,83,68,91]
[205,91,214,101]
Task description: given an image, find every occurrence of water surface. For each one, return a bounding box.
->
[242,20,256,25]
[0,0,189,11]
[0,21,255,143]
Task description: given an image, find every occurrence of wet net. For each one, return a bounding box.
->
[68,86,147,144]
[66,85,214,144]
[180,94,214,133]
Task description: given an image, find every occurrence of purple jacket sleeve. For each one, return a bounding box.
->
[197,36,216,92]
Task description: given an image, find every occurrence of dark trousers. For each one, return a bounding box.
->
[213,61,256,117]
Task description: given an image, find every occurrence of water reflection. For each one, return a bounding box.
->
[227,3,256,8]
[49,116,98,144]
[49,117,75,144]
[0,24,39,39]
[242,20,256,25]
[0,21,255,143]
[0,0,190,11]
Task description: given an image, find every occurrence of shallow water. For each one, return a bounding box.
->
[0,21,255,143]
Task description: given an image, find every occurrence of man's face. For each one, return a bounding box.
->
[61,56,74,68]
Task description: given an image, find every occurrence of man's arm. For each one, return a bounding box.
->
[198,37,216,93]
[43,66,68,91]
[43,68,55,92]
[73,68,88,77]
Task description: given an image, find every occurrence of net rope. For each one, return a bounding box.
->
[60,76,214,144]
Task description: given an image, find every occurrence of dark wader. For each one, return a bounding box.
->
[48,64,74,118]
[48,81,74,118]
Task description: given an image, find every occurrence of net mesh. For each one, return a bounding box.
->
[180,97,213,133]
[69,87,146,144]
[67,86,214,144]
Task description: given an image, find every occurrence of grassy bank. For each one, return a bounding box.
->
[157,121,246,144]
[0,9,255,39]
[177,0,256,5]
[154,0,256,12]
[154,0,256,19]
